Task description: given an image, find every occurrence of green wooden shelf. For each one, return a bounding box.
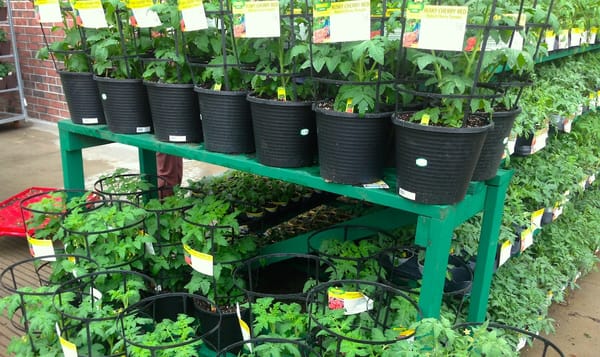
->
[537,43,600,63]
[57,119,513,321]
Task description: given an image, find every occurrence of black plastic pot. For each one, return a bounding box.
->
[59,71,106,125]
[195,87,255,153]
[145,81,202,143]
[248,94,316,167]
[94,76,152,134]
[315,107,390,185]
[392,112,491,205]
[194,302,250,354]
[472,107,521,181]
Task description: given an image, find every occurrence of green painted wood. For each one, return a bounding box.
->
[467,169,514,322]
[537,43,600,63]
[416,214,457,318]
[57,121,489,220]
[57,120,513,322]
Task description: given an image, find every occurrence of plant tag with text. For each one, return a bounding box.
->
[178,0,208,31]
[498,240,512,267]
[420,114,430,126]
[183,244,214,276]
[362,180,389,189]
[403,5,468,51]
[73,0,108,28]
[35,0,62,23]
[213,83,222,91]
[232,0,280,38]
[530,208,544,229]
[345,98,354,113]
[236,303,253,352]
[328,287,373,315]
[398,187,416,201]
[520,227,533,252]
[56,324,78,357]
[277,87,286,101]
[312,0,370,43]
[27,235,56,261]
[531,126,548,154]
[128,0,162,28]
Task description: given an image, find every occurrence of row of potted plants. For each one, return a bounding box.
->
[37,0,559,205]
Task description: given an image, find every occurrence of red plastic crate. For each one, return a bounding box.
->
[0,187,57,238]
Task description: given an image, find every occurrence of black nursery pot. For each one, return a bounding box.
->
[95,76,153,134]
[472,107,522,181]
[195,87,255,154]
[59,71,106,125]
[315,106,391,185]
[248,95,317,167]
[392,112,491,205]
[145,81,202,143]
[194,303,250,354]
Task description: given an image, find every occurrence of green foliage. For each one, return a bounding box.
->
[122,313,202,356]
[251,297,308,338]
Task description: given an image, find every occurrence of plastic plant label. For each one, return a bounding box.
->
[90,287,103,305]
[520,227,533,252]
[420,114,430,126]
[128,0,162,28]
[169,135,187,142]
[136,126,151,133]
[232,0,280,38]
[562,117,572,133]
[81,117,99,124]
[516,336,527,351]
[300,128,309,136]
[312,0,370,43]
[236,303,253,352]
[558,29,569,49]
[27,236,56,261]
[393,327,415,341]
[328,287,373,315]
[35,0,62,23]
[506,132,517,156]
[530,208,544,229]
[403,5,468,51]
[415,158,428,167]
[498,240,512,267]
[580,178,588,190]
[398,187,416,201]
[56,324,78,357]
[277,87,287,101]
[574,271,582,283]
[552,204,564,221]
[531,126,548,154]
[179,0,208,32]
[345,98,354,113]
[589,174,596,185]
[145,242,156,255]
[485,14,525,50]
[183,244,214,276]
[213,83,222,91]
[362,180,389,189]
[74,0,108,28]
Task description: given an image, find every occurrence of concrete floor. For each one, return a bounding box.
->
[0,119,598,355]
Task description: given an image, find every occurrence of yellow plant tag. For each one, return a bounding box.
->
[213,83,222,91]
[277,87,286,101]
[345,98,354,113]
[420,114,430,126]
[183,244,214,276]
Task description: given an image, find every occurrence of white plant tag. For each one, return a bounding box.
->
[236,303,253,352]
[183,244,214,276]
[27,236,56,261]
[498,240,512,267]
[328,288,373,315]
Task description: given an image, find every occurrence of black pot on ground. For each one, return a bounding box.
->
[59,71,106,125]
[392,113,492,205]
[95,76,152,134]
[194,87,254,153]
[472,107,521,181]
[145,81,202,143]
[248,95,316,167]
[315,106,390,185]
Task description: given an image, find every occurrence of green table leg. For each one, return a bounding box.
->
[416,213,457,318]
[138,148,157,177]
[59,130,86,190]
[467,170,514,322]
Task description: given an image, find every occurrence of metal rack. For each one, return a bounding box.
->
[0,0,27,125]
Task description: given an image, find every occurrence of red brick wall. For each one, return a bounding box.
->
[11,0,70,122]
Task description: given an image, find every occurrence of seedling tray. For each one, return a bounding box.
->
[0,187,56,238]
